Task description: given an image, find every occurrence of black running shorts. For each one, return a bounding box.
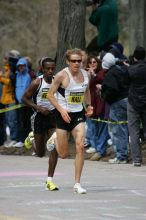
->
[33,110,56,133]
[55,109,86,132]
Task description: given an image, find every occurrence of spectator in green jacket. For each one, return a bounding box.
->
[86,0,119,55]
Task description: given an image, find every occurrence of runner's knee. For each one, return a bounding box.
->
[57,149,69,159]
[76,141,84,154]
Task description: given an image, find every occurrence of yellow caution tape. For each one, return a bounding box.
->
[0,104,24,113]
[83,102,128,125]
[0,103,128,124]
[91,118,128,124]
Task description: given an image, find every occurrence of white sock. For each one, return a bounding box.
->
[74,182,80,186]
[47,177,52,182]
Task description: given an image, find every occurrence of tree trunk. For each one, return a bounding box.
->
[55,0,86,73]
[129,0,146,54]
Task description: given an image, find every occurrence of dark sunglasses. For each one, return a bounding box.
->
[69,59,82,63]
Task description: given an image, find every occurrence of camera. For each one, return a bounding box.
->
[86,0,100,6]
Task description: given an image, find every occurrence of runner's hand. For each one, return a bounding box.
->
[37,106,50,115]
[85,105,93,117]
[60,108,71,123]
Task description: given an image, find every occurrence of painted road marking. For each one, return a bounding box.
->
[131,174,146,177]
[131,189,145,196]
[23,199,120,206]
[0,184,43,189]
[102,213,123,218]
[0,171,64,177]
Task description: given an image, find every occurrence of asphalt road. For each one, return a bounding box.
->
[0,155,146,220]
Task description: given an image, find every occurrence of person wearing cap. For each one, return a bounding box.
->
[109,42,127,63]
[101,52,129,164]
[127,46,146,167]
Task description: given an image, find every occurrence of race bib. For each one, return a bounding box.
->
[41,88,49,100]
[68,92,84,104]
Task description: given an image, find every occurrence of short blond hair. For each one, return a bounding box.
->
[65,48,82,60]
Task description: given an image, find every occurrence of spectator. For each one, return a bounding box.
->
[109,42,127,62]
[127,46,146,167]
[81,50,88,70]
[14,58,32,147]
[85,55,110,161]
[36,57,48,77]
[0,50,20,147]
[0,75,6,146]
[25,56,36,80]
[86,0,119,54]
[101,53,129,164]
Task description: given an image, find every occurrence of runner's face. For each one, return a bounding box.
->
[68,54,82,72]
[42,62,55,80]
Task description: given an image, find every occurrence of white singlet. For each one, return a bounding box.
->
[33,75,55,111]
[56,67,89,112]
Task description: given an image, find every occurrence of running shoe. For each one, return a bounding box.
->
[73,183,87,194]
[24,131,34,149]
[46,180,59,191]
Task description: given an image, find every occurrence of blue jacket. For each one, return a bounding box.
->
[15,58,31,103]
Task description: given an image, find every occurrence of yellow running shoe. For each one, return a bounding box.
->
[24,131,34,150]
[24,137,32,149]
[46,180,59,191]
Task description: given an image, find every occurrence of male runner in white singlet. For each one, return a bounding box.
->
[23,57,58,191]
[47,48,93,194]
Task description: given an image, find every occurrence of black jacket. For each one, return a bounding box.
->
[128,60,146,110]
[101,65,129,104]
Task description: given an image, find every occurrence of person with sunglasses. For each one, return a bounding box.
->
[47,48,93,194]
[85,55,110,161]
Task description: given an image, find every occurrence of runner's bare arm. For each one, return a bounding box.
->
[47,72,64,112]
[23,78,50,115]
[22,78,40,110]
[84,85,93,117]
